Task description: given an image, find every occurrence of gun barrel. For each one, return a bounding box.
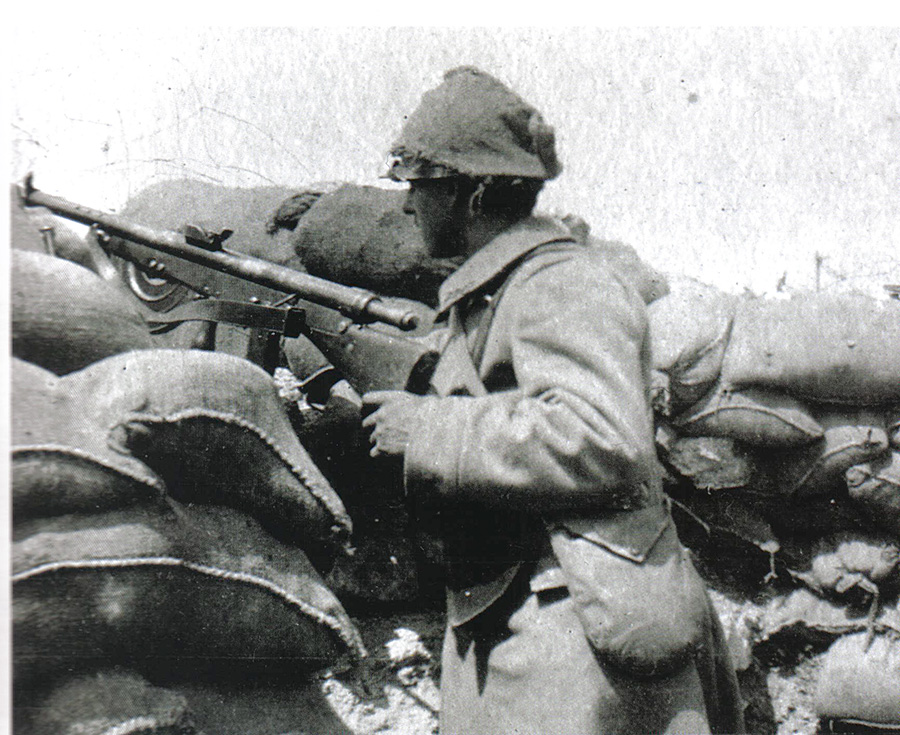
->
[20,181,419,331]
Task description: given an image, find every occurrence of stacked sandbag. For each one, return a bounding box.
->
[648,277,737,414]
[15,670,196,735]
[119,178,307,267]
[12,250,156,375]
[653,285,900,651]
[290,183,459,307]
[813,631,900,731]
[10,184,97,271]
[755,591,900,732]
[12,348,365,724]
[846,451,900,536]
[654,284,899,502]
[290,185,670,308]
[721,294,900,407]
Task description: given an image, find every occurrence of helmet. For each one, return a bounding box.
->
[385,66,562,182]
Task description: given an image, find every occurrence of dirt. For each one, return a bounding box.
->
[307,591,828,735]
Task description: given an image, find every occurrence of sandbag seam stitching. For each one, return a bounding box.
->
[11,445,165,491]
[683,401,822,437]
[12,557,367,658]
[117,408,351,533]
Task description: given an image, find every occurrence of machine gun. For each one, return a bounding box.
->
[18,175,438,395]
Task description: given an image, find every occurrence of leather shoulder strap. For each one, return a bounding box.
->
[470,240,577,368]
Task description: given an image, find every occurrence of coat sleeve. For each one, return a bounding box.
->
[403,251,663,512]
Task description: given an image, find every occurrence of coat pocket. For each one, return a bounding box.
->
[547,501,709,680]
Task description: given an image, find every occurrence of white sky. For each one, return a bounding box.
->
[6,25,900,299]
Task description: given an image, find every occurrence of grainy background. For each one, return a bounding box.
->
[8,26,899,296]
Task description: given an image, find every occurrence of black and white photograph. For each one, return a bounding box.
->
[6,24,900,735]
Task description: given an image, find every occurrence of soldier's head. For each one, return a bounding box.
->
[385,67,561,258]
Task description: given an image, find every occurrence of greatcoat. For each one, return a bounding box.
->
[402,216,745,734]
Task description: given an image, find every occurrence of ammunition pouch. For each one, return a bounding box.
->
[546,499,709,680]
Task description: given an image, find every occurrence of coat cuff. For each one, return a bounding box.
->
[403,396,469,502]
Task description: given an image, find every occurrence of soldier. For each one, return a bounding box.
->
[363,67,744,734]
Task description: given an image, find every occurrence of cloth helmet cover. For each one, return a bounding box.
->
[386,66,562,181]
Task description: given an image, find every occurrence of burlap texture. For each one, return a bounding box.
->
[19,670,195,735]
[13,502,365,685]
[647,278,737,410]
[759,588,900,643]
[721,293,900,406]
[846,451,900,537]
[759,410,890,498]
[814,632,900,727]
[70,349,352,557]
[12,250,155,375]
[11,357,165,519]
[673,384,823,447]
[291,183,458,306]
[789,531,899,603]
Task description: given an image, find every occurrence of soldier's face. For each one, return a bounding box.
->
[403,179,467,258]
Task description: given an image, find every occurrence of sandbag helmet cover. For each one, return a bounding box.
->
[386,66,562,181]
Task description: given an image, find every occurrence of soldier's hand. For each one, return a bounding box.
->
[361,390,424,458]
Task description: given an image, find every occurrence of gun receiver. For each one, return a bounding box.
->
[17,175,437,393]
[18,174,419,332]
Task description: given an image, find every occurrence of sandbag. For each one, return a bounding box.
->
[12,502,365,687]
[10,185,92,267]
[647,278,737,410]
[760,410,890,498]
[18,670,195,735]
[12,249,155,375]
[120,178,303,267]
[673,383,823,447]
[814,632,900,729]
[789,531,900,604]
[71,349,352,558]
[721,293,900,406]
[889,410,900,450]
[656,428,756,490]
[758,589,900,647]
[11,357,165,520]
[846,451,900,537]
[583,236,670,306]
[291,183,459,306]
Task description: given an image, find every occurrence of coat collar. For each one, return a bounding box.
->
[436,215,574,317]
